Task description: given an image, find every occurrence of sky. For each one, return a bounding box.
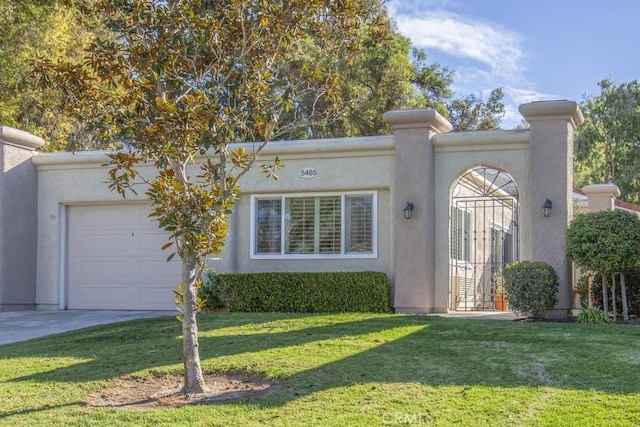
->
[387,0,640,128]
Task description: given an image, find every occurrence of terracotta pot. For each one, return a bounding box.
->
[494,293,508,311]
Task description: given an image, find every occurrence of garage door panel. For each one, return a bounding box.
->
[68,260,132,280]
[67,285,131,309]
[139,259,181,279]
[69,206,139,230]
[138,231,173,253]
[68,233,138,257]
[67,204,181,310]
[138,286,176,310]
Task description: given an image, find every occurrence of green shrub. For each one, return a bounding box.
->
[503,261,558,320]
[575,306,611,324]
[567,209,640,274]
[200,271,391,313]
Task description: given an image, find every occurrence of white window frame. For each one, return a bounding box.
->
[250,191,378,259]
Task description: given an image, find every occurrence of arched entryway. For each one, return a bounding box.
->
[449,165,519,311]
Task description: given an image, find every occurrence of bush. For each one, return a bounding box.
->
[503,261,558,320]
[566,209,640,274]
[200,271,391,313]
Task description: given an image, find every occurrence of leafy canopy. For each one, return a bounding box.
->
[575,78,640,203]
[566,209,640,274]
[0,0,106,151]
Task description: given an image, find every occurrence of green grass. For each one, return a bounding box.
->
[1,313,639,426]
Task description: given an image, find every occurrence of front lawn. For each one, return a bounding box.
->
[1,313,639,426]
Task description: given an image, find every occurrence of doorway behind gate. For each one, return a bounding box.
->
[449,166,519,311]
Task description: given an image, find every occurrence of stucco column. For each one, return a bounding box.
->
[383,109,452,313]
[0,126,44,311]
[519,100,583,319]
[582,183,620,212]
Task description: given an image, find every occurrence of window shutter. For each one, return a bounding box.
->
[318,196,341,253]
[286,197,316,254]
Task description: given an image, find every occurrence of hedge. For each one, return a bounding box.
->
[200,271,391,313]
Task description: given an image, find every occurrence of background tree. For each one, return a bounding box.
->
[0,0,109,151]
[447,88,505,131]
[35,0,389,394]
[574,78,640,203]
[293,23,505,138]
[296,33,455,138]
[566,209,640,321]
[5,1,504,151]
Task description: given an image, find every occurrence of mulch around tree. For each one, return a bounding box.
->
[86,372,287,410]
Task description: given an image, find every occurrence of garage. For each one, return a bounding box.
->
[66,203,181,310]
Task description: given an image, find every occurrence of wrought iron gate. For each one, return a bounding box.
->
[449,166,519,311]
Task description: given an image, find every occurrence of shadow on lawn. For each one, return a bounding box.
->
[3,313,640,409]
[3,314,417,383]
[0,402,81,420]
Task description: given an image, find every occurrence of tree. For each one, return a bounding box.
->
[0,0,109,151]
[574,78,640,203]
[566,209,640,321]
[447,88,505,131]
[313,39,455,137]
[35,0,389,394]
[297,32,504,138]
[282,19,454,139]
[7,1,502,150]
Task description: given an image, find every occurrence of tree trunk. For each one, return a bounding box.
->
[181,251,208,394]
[602,273,609,314]
[611,274,617,322]
[621,272,629,321]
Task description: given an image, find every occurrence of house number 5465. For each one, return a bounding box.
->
[300,168,318,179]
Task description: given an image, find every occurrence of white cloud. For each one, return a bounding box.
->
[387,3,559,128]
[506,87,558,104]
[394,11,524,82]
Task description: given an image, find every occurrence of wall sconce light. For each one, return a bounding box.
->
[404,201,415,220]
[543,199,552,218]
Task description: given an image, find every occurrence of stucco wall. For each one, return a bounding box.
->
[0,127,44,311]
[0,145,40,310]
[433,130,531,312]
[26,101,582,315]
[33,136,395,310]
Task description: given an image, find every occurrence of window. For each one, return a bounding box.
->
[451,206,471,262]
[252,193,376,258]
[491,222,513,267]
[490,226,504,266]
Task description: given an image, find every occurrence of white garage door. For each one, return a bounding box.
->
[67,204,181,310]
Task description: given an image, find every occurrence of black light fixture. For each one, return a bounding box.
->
[404,201,415,220]
[543,199,552,218]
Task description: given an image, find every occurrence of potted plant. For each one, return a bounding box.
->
[493,275,508,311]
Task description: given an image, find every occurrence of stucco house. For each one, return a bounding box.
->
[0,99,624,317]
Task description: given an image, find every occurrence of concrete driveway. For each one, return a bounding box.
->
[0,310,175,345]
